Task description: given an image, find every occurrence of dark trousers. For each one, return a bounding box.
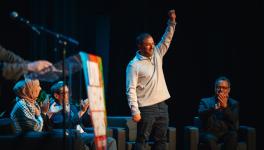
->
[199,130,238,150]
[52,129,117,150]
[134,101,169,150]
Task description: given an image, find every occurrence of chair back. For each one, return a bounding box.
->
[193,117,201,129]
[107,116,137,141]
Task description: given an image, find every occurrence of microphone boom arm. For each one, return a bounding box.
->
[10,11,79,46]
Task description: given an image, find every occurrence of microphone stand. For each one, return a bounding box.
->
[51,34,70,150]
[11,13,79,150]
[37,26,79,46]
[32,25,79,46]
[29,23,78,150]
[62,41,67,150]
[10,11,79,46]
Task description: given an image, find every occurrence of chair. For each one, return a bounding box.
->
[107,116,176,150]
[184,117,256,150]
[80,112,114,138]
[0,117,16,134]
[0,117,88,150]
[83,127,114,137]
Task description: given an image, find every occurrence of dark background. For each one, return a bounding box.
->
[0,0,263,149]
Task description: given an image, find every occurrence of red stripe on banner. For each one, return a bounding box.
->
[88,53,99,62]
[88,54,104,87]
[95,135,107,150]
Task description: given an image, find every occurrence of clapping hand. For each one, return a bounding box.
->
[80,98,90,112]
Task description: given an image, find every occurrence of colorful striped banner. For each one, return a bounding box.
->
[80,51,107,150]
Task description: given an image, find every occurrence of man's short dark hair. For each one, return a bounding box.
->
[50,81,64,94]
[136,33,152,45]
[215,76,231,87]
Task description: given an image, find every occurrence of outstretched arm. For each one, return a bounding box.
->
[0,45,28,80]
[156,9,177,57]
[0,45,53,80]
[0,45,26,63]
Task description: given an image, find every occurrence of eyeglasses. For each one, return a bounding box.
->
[58,90,69,94]
[216,86,229,90]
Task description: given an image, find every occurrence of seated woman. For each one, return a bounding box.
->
[10,79,49,133]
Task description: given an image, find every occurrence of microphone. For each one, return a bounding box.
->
[9,11,40,34]
[9,11,18,19]
[10,11,29,24]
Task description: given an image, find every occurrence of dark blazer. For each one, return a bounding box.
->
[48,102,81,129]
[0,45,29,80]
[198,96,239,135]
[0,45,29,116]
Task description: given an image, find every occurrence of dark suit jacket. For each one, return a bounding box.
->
[48,103,81,129]
[198,96,239,135]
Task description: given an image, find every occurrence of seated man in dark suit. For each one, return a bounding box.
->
[198,76,239,150]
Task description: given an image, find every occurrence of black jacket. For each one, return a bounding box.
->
[198,96,239,135]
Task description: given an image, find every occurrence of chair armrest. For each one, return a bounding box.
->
[109,127,126,150]
[107,116,137,141]
[107,116,132,127]
[83,127,94,133]
[167,127,176,150]
[184,126,199,150]
[83,127,113,137]
[0,118,16,135]
[239,125,256,150]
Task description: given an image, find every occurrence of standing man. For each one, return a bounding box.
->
[198,76,239,150]
[126,10,176,150]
